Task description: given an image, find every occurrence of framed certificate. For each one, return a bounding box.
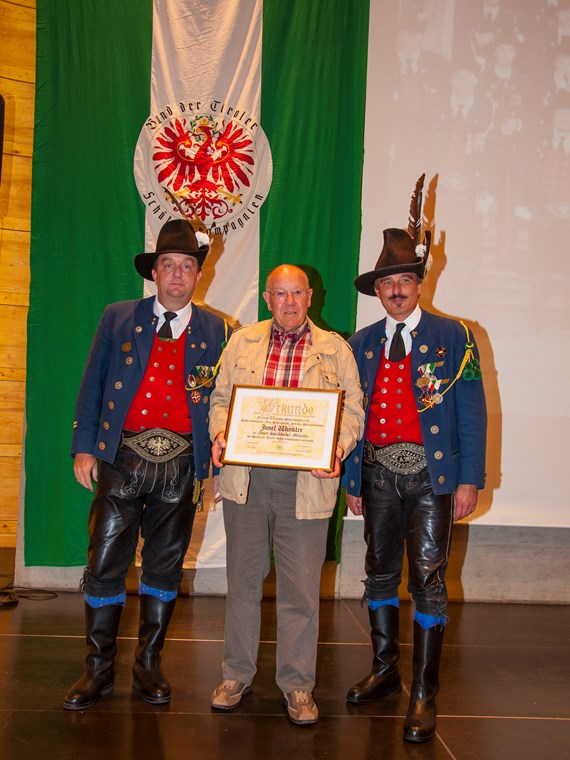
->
[221,385,344,471]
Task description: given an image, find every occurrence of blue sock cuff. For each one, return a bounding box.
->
[139,582,177,602]
[414,611,448,629]
[368,596,399,611]
[84,592,126,608]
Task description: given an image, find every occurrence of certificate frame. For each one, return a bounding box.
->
[221,385,344,471]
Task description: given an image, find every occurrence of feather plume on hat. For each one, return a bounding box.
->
[408,172,425,247]
[354,172,433,295]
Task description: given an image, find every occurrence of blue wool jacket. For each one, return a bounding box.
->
[343,310,487,496]
[71,296,230,479]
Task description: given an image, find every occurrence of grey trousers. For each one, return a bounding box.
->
[221,467,329,693]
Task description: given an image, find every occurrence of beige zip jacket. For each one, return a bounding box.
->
[209,318,364,519]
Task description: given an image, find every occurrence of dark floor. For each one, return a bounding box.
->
[1,550,569,760]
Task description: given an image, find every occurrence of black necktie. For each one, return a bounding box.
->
[158,311,176,339]
[389,322,406,362]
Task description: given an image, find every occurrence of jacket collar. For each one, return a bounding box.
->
[242,317,339,355]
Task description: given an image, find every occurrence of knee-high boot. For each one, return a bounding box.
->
[347,604,402,703]
[63,603,123,710]
[132,594,176,704]
[403,620,444,743]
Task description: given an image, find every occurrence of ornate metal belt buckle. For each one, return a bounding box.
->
[122,429,191,463]
[377,442,426,475]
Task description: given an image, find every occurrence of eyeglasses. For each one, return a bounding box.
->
[266,289,309,301]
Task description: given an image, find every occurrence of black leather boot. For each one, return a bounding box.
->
[132,594,176,704]
[347,604,402,703]
[403,620,445,743]
[63,603,123,710]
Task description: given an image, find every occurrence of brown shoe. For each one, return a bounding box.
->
[284,690,319,725]
[211,679,252,710]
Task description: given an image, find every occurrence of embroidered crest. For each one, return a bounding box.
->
[134,103,272,237]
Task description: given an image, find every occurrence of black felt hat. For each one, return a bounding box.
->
[134,219,209,280]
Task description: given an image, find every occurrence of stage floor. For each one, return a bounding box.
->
[1,549,568,760]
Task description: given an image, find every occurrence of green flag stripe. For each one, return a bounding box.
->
[260,0,370,337]
[25,0,153,565]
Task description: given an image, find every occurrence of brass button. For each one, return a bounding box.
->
[103,422,110,430]
[126,357,133,365]
[439,475,445,484]
[434,451,443,460]
[108,401,115,410]
[353,456,359,464]
[114,381,122,390]
[98,442,106,451]
[203,395,209,403]
[431,425,439,434]
[350,479,355,488]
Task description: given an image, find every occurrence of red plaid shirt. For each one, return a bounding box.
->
[263,321,312,387]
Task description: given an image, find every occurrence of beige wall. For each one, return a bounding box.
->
[0,0,35,547]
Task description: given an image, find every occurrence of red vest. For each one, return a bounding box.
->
[366,351,423,446]
[124,332,191,433]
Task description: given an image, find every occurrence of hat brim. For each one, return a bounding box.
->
[354,261,425,296]
[134,247,209,281]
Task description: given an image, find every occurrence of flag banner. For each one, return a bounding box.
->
[25,0,369,566]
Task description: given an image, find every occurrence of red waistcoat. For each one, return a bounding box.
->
[365,351,423,446]
[124,332,191,433]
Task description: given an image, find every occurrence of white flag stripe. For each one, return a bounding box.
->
[148,0,263,326]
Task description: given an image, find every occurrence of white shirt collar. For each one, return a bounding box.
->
[153,298,193,339]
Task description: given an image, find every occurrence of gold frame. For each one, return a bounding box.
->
[221,385,344,471]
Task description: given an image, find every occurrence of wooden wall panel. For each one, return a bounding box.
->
[0,0,35,547]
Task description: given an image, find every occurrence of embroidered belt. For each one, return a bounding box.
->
[364,441,427,475]
[121,429,192,463]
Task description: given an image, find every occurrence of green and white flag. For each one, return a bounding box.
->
[25,0,370,566]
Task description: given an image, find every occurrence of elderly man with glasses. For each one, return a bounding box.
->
[208,264,364,725]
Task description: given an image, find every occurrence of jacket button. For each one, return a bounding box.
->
[98,442,106,451]
[115,381,122,390]
[430,425,439,434]
[349,480,355,488]
[434,451,443,460]
[108,401,114,409]
[439,475,445,484]
[353,455,359,464]
[103,422,110,430]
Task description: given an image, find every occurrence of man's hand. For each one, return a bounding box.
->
[74,453,98,492]
[453,484,478,521]
[311,446,343,479]
[212,433,226,468]
[346,494,363,516]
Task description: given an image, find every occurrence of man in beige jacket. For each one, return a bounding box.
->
[209,264,364,725]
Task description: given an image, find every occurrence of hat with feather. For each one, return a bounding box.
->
[354,174,433,296]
